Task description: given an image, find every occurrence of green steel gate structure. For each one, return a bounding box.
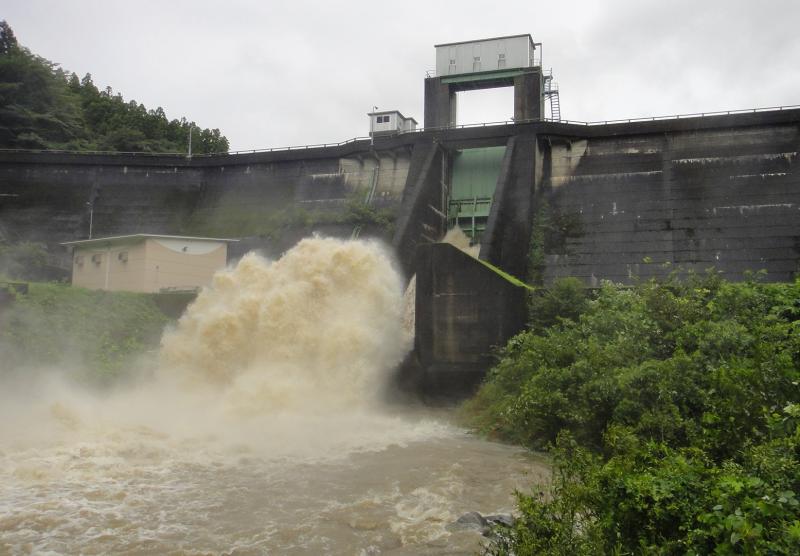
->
[447,146,506,241]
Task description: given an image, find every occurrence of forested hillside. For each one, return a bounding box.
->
[0,21,228,154]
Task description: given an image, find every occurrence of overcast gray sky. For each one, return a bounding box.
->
[5,0,800,151]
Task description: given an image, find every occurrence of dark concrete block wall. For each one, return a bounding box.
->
[0,146,412,266]
[391,139,446,277]
[541,122,800,284]
[424,78,457,129]
[3,110,798,283]
[403,111,800,398]
[423,69,543,129]
[513,70,543,122]
[411,242,529,398]
[479,137,517,266]
[478,133,539,279]
[3,109,800,400]
[0,159,206,245]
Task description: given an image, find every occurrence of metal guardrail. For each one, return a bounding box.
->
[405,104,800,135]
[0,148,187,157]
[1,104,798,159]
[550,104,800,126]
[217,135,372,156]
[0,136,374,158]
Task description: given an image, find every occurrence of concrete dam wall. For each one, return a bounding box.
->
[2,110,797,284]
[540,116,800,284]
[0,141,414,264]
[1,108,799,397]
[395,109,800,396]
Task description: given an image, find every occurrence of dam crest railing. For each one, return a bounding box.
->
[1,104,798,159]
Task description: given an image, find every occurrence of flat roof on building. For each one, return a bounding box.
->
[61,234,239,247]
[434,34,534,49]
[367,110,418,123]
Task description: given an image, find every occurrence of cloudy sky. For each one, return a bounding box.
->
[5,0,800,151]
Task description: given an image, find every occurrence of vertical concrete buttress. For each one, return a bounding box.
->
[391,138,444,277]
[482,132,538,280]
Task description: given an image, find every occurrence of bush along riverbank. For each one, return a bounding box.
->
[0,281,171,386]
[464,273,800,555]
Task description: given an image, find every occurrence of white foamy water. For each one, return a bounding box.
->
[0,237,547,554]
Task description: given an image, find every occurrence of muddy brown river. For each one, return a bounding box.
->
[0,406,547,554]
[0,238,548,554]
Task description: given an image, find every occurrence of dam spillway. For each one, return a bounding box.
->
[0,236,549,552]
[2,108,797,284]
[2,109,799,397]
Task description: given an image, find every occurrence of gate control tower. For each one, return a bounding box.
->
[424,34,545,128]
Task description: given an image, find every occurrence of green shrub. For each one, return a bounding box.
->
[0,282,169,385]
[468,274,800,554]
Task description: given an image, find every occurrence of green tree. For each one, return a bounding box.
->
[0,33,85,148]
[0,20,19,55]
[0,21,229,153]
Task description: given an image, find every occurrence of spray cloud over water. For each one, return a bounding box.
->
[160,236,410,414]
[0,237,443,463]
[0,237,545,553]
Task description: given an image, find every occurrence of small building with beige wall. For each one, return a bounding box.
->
[62,234,237,293]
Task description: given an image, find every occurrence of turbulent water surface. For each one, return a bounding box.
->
[0,238,547,555]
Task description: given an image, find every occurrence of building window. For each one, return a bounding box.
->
[91,253,103,265]
[498,53,506,69]
[473,56,481,72]
[118,251,128,262]
[75,255,84,266]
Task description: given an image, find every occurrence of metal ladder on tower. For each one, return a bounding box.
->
[543,69,561,122]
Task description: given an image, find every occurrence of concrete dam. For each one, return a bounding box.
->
[2,34,799,396]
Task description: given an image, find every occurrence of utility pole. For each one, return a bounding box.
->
[86,201,94,239]
[370,106,378,148]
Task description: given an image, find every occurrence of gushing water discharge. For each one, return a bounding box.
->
[160,236,409,414]
[0,237,546,554]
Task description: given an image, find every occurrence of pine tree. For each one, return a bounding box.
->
[0,20,18,55]
[0,21,229,153]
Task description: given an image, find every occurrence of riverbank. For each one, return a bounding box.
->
[0,239,552,555]
[0,280,171,385]
[463,274,800,554]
